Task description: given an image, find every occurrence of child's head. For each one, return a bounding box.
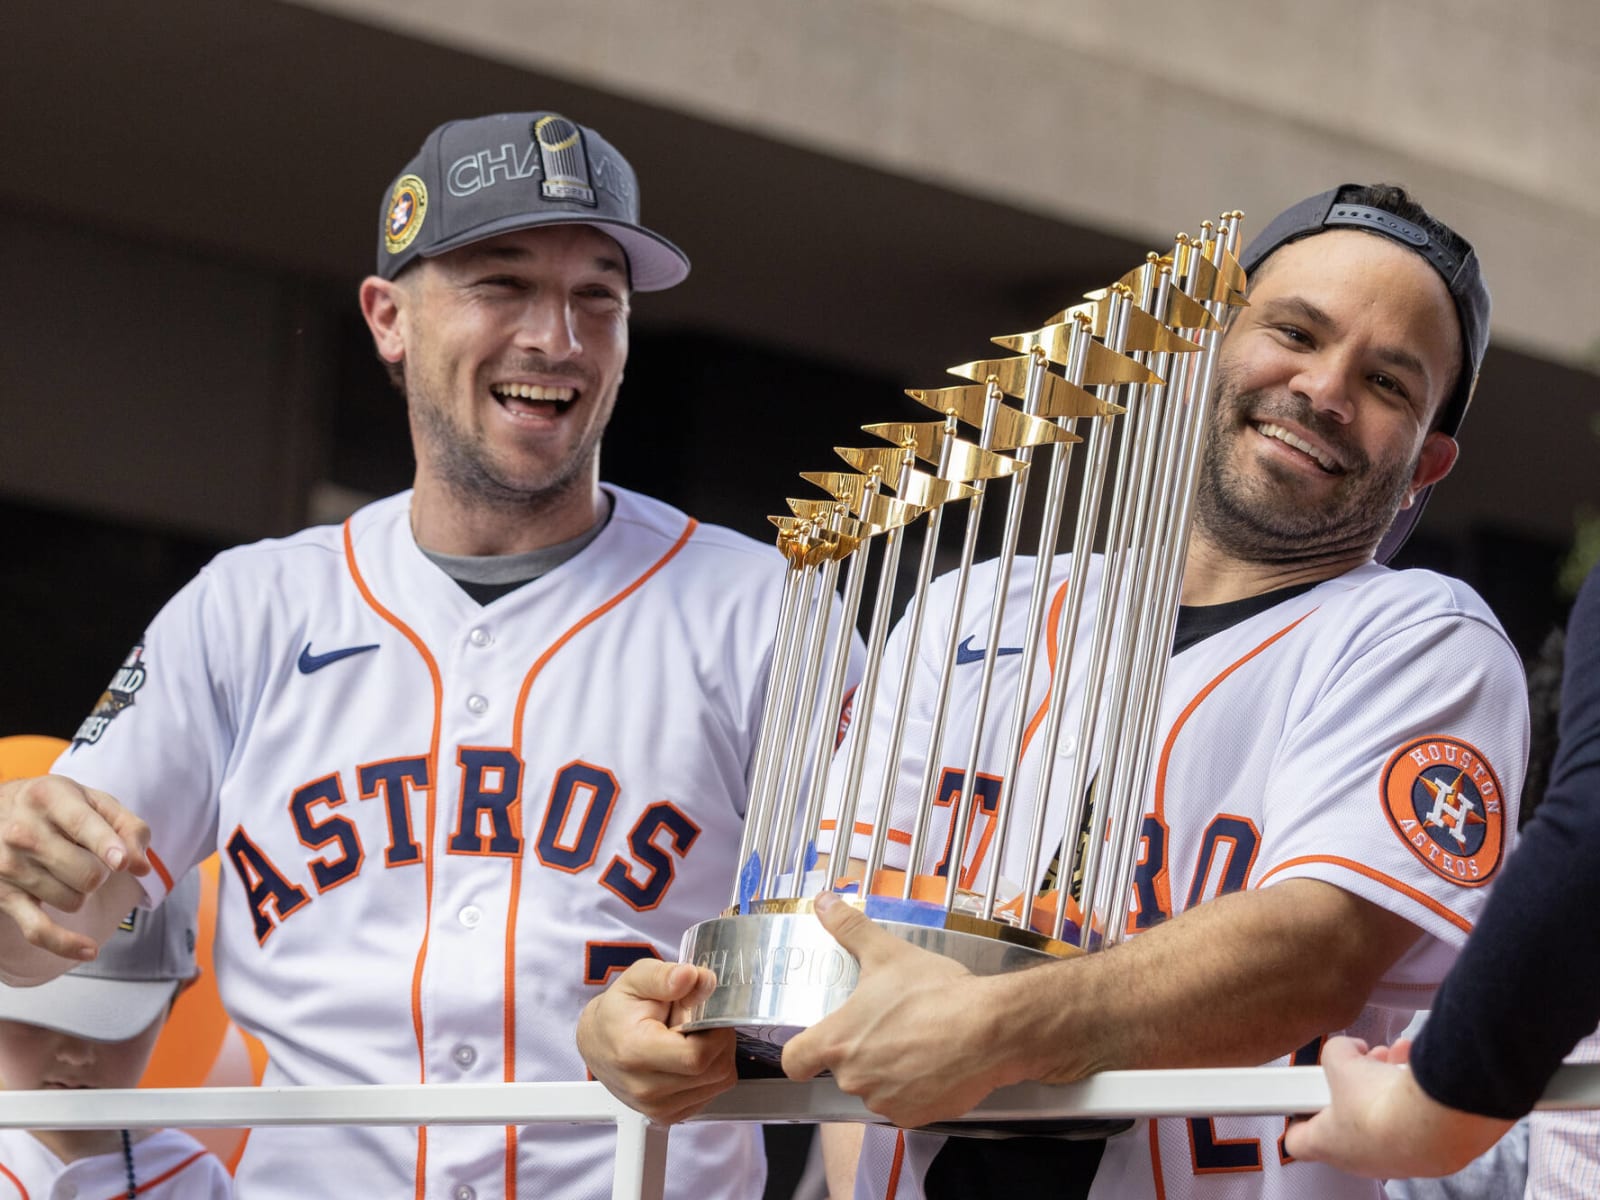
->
[0,869,200,1092]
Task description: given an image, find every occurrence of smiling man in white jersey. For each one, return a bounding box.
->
[583,184,1530,1200]
[0,112,819,1200]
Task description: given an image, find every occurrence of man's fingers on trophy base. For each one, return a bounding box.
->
[810,891,898,964]
[620,957,690,1000]
[670,1024,736,1077]
[778,1022,835,1083]
[679,962,718,1004]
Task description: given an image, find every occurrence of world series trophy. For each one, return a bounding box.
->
[676,213,1250,1097]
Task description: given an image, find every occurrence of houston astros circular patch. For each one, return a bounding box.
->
[1381,736,1505,887]
[384,174,428,256]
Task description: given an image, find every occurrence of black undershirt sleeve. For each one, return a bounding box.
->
[1410,564,1600,1118]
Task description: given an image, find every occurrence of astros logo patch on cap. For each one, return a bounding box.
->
[1381,736,1505,886]
[385,173,428,256]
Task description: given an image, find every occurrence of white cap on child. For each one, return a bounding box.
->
[0,870,200,1041]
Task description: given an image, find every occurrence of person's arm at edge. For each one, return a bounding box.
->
[1283,1036,1513,1176]
[1410,567,1600,1118]
[1288,565,1600,1176]
[782,876,1421,1127]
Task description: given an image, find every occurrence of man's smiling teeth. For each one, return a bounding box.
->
[1256,422,1337,472]
[492,383,575,403]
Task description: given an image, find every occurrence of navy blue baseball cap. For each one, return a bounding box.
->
[1240,185,1491,563]
[377,112,690,291]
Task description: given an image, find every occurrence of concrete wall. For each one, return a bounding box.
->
[4,0,1594,554]
[291,0,1600,366]
[0,211,329,540]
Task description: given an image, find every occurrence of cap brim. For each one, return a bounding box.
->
[421,213,690,292]
[0,974,178,1042]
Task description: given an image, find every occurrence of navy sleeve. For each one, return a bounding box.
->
[1410,563,1600,1118]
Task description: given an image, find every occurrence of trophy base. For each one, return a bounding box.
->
[676,897,1075,1045]
[677,898,1128,1140]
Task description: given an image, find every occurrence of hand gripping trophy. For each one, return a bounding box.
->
[677,214,1250,1082]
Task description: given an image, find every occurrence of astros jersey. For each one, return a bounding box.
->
[826,554,1528,1200]
[53,486,796,1200]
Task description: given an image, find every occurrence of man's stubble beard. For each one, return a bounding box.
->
[408,371,607,517]
[1193,362,1420,565]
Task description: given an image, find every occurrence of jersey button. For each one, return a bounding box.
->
[452,1043,477,1069]
[453,1186,476,1200]
[466,694,488,714]
[459,904,482,928]
[469,627,492,647]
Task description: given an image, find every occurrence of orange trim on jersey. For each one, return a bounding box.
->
[0,1159,26,1199]
[343,517,445,1200]
[884,1129,906,1199]
[147,848,174,894]
[1256,854,1473,934]
[1153,610,1316,825]
[988,578,1071,890]
[819,818,912,846]
[502,515,700,1196]
[1143,612,1315,924]
[131,1148,211,1193]
[1016,579,1072,763]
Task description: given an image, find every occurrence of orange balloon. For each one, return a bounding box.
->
[0,734,69,781]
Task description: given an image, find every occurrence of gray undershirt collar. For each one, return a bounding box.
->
[417,494,612,592]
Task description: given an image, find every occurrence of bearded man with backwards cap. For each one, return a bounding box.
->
[0,111,830,1200]
[581,183,1531,1200]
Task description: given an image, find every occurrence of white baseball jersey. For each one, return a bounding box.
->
[53,486,799,1200]
[824,554,1527,1200]
[0,1127,233,1199]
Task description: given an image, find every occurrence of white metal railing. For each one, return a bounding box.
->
[5,1068,1599,1200]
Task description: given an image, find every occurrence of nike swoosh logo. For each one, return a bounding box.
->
[297,642,380,675]
[955,635,1024,666]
